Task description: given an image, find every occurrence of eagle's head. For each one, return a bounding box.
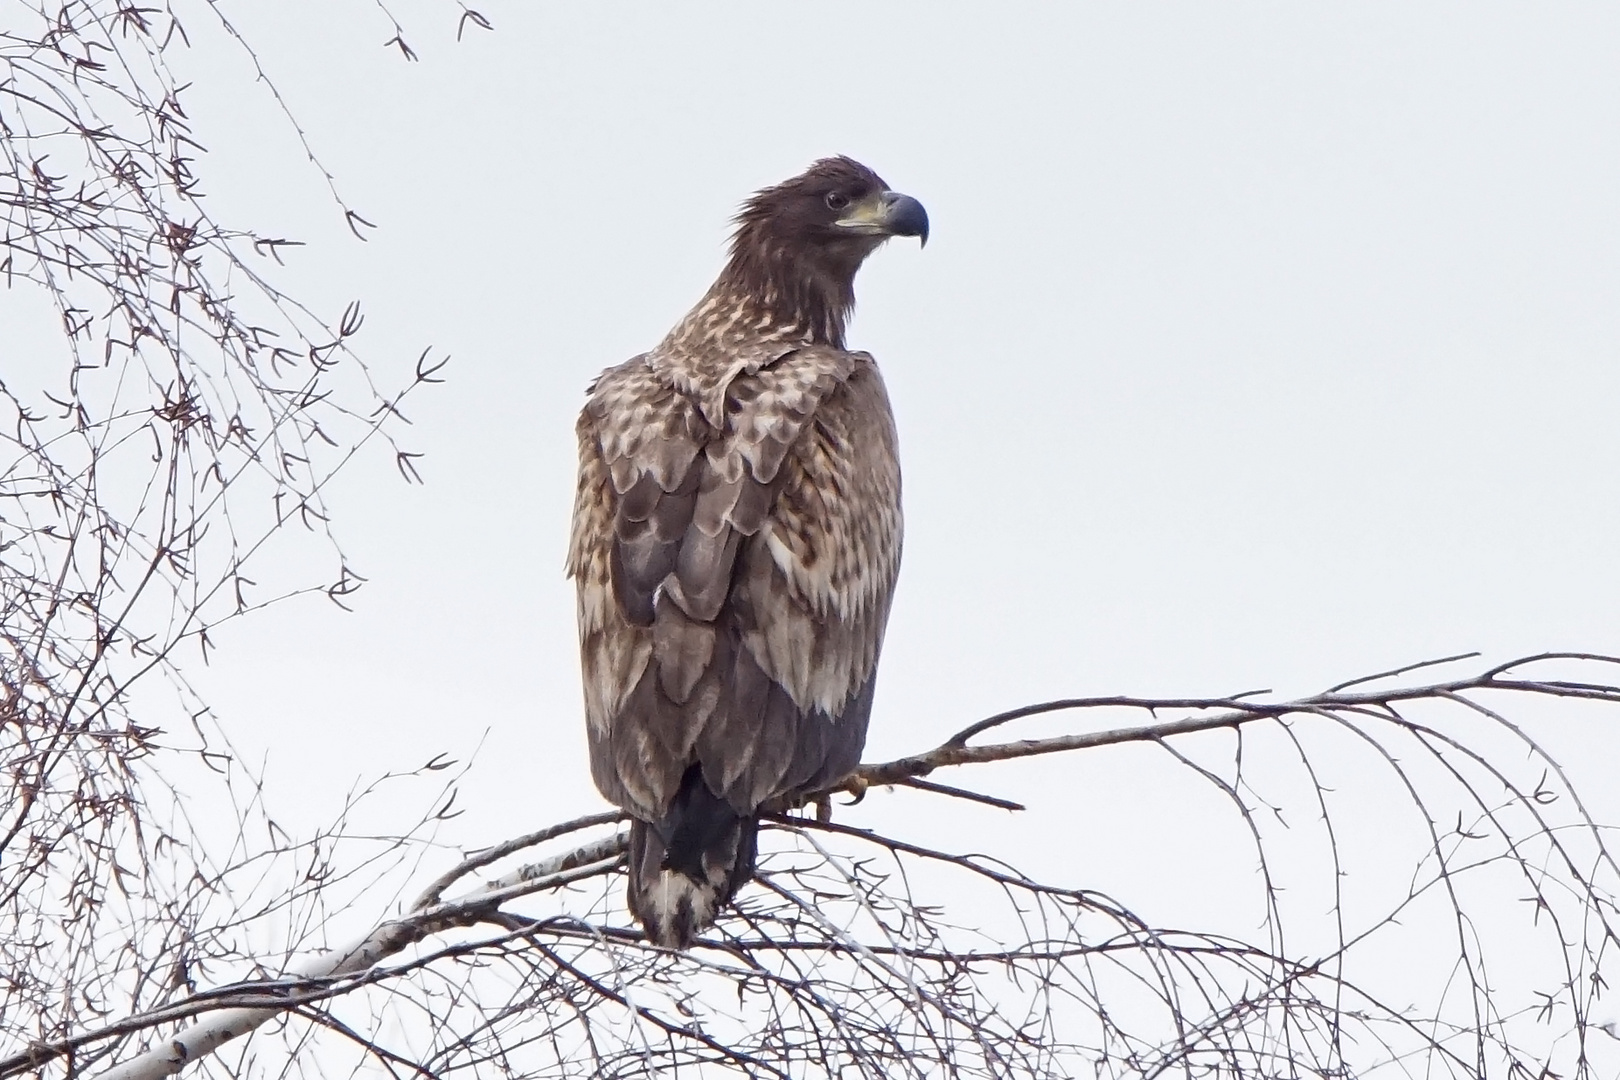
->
[719,156,928,346]
[732,156,929,258]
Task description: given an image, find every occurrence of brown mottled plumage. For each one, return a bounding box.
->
[567,157,926,948]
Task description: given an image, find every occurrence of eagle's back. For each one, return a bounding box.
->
[567,343,901,945]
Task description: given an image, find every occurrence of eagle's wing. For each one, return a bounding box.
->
[696,350,901,808]
[568,346,902,821]
[568,355,706,820]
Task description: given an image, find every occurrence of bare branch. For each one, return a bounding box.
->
[846,655,1620,793]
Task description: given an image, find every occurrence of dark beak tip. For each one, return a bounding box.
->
[885,192,930,248]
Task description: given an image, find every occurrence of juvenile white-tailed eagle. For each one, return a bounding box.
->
[567,157,926,948]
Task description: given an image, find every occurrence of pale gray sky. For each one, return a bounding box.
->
[143,0,1620,988]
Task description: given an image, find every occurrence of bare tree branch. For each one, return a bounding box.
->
[849,653,1620,791]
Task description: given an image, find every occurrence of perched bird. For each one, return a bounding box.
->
[566,157,926,948]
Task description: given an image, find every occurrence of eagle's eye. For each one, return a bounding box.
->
[824,191,850,211]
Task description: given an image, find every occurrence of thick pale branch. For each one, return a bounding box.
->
[68,836,627,1080]
[410,808,625,910]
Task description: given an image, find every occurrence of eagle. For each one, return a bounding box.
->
[566,157,927,948]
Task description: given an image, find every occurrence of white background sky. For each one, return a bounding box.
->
[115,1,1620,971]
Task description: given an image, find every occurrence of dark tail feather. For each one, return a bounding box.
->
[627,766,759,948]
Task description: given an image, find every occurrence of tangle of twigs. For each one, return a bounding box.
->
[6,652,1613,1080]
[1,2,441,1074]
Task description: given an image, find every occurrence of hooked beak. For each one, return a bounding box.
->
[837,189,930,247]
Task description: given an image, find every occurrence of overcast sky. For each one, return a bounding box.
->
[114,1,1620,991]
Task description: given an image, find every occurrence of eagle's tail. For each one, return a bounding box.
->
[627,766,758,949]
